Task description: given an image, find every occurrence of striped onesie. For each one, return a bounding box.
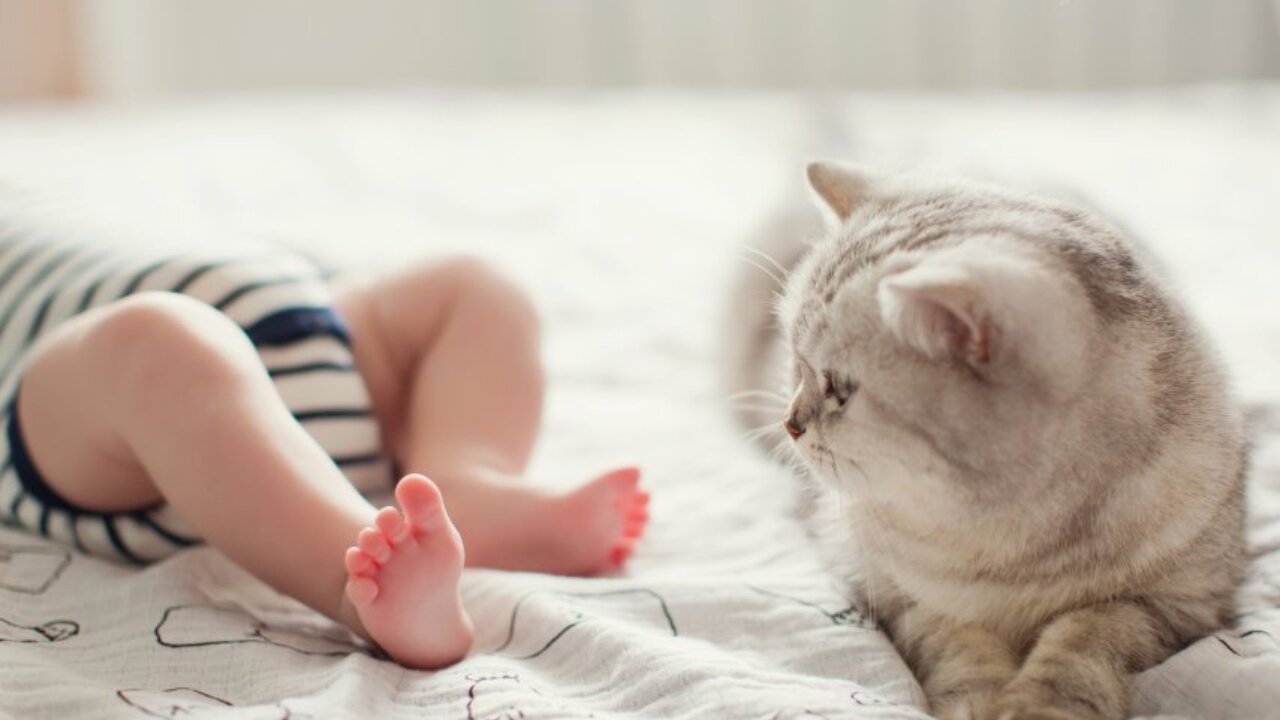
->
[0,229,391,564]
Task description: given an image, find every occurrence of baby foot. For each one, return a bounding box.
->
[555,466,649,573]
[454,465,650,576]
[342,474,473,669]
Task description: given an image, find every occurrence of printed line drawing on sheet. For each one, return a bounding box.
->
[153,604,375,658]
[745,584,876,629]
[490,588,677,660]
[117,687,301,720]
[0,615,78,642]
[850,688,894,706]
[766,710,832,720]
[465,672,595,720]
[746,683,902,718]
[0,543,71,594]
[1214,627,1279,658]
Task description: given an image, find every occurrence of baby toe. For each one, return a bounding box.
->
[357,528,392,564]
[345,576,379,606]
[344,547,377,576]
[375,507,408,545]
[606,467,642,490]
[395,474,447,532]
[625,516,647,538]
[609,542,635,567]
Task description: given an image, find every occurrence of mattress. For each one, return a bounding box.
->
[0,87,1277,719]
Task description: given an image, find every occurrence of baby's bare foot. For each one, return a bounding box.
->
[456,466,649,575]
[555,466,649,572]
[342,474,473,669]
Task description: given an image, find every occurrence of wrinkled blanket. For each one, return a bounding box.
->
[0,87,1277,719]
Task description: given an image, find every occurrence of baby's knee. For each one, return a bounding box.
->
[439,256,540,331]
[83,292,259,393]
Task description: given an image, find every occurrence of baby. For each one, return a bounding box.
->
[0,237,648,669]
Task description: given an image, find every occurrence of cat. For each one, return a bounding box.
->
[726,161,1247,720]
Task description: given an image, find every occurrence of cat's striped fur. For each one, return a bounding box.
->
[727,163,1247,720]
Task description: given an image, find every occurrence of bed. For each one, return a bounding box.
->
[0,87,1277,719]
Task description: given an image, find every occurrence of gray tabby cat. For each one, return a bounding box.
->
[728,162,1247,720]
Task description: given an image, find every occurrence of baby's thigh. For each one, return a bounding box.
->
[16,302,160,512]
[330,257,537,446]
[17,293,250,513]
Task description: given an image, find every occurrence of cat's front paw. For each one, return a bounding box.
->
[930,688,1000,720]
[990,706,1092,720]
[990,689,1109,720]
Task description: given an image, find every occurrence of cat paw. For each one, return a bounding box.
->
[990,694,1106,720]
[930,688,1000,720]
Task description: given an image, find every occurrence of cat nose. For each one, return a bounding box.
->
[784,414,806,440]
[785,383,809,440]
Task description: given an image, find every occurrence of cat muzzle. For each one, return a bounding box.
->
[784,415,806,440]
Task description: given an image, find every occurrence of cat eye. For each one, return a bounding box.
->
[822,370,858,407]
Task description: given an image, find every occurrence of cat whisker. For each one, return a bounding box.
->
[726,388,789,404]
[741,244,789,278]
[768,438,799,464]
[735,251,786,288]
[766,437,806,475]
[732,406,787,424]
[743,423,785,445]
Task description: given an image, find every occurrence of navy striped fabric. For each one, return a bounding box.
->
[0,231,390,564]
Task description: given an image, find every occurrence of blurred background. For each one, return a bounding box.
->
[3,0,1280,101]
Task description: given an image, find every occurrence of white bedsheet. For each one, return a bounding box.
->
[0,88,1277,719]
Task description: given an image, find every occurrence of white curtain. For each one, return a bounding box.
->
[78,0,1280,97]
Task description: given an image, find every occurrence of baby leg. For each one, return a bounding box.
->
[336,258,648,575]
[18,292,470,668]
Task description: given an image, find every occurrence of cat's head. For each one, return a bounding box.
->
[778,162,1169,517]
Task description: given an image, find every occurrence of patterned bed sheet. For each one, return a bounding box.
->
[0,87,1277,719]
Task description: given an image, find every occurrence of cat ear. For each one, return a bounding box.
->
[878,260,994,366]
[806,161,871,223]
[876,242,1087,373]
